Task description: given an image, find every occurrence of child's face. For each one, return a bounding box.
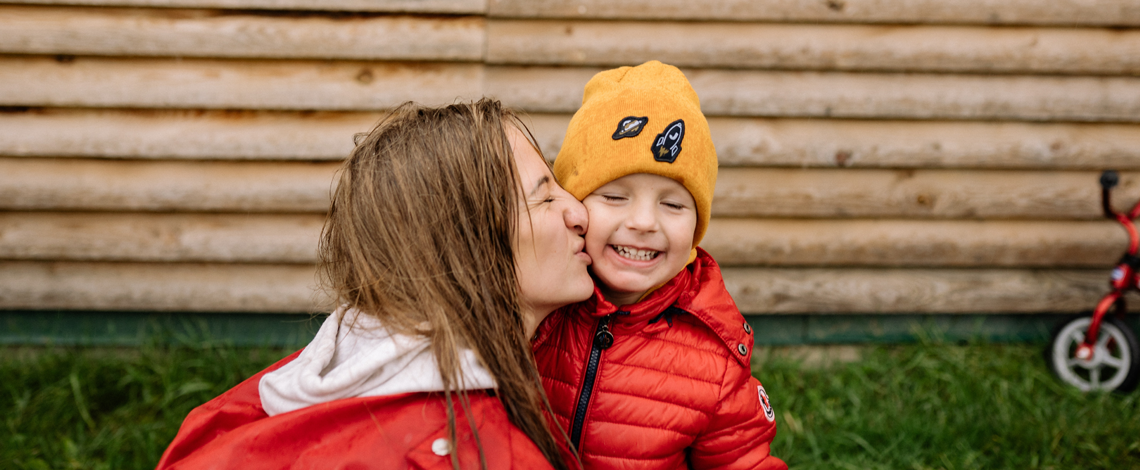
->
[582,173,697,307]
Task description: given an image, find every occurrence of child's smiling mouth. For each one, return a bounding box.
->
[611,244,660,262]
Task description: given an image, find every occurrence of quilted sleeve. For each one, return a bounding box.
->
[688,359,787,470]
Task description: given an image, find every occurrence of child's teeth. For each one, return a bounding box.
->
[614,245,658,261]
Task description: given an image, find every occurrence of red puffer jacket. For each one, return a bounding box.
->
[157,351,555,470]
[533,248,786,470]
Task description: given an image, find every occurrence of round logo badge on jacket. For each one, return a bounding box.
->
[758,385,775,422]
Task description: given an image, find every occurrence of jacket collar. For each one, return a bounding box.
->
[558,248,753,367]
[577,253,702,325]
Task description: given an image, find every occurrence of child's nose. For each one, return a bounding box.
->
[625,202,658,232]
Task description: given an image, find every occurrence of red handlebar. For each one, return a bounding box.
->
[1129,200,1140,221]
[1101,170,1140,255]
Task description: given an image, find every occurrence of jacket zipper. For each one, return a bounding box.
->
[569,314,614,453]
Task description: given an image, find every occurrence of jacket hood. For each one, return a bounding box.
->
[259,307,496,417]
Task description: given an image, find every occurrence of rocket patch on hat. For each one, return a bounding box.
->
[651,119,685,163]
[757,385,775,422]
[612,116,648,140]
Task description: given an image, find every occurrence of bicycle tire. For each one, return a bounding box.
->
[1047,314,1140,393]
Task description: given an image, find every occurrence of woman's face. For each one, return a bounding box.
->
[509,126,594,330]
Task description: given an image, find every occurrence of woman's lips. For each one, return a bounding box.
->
[574,241,592,264]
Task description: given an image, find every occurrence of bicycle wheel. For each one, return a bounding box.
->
[1047,315,1140,392]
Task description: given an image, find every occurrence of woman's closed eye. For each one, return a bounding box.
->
[529,194,554,207]
[526,175,553,206]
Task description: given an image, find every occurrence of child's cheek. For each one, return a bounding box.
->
[581,201,608,258]
[583,229,607,261]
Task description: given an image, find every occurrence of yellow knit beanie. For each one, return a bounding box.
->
[554,60,717,257]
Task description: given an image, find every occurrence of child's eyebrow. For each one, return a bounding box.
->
[528,176,550,197]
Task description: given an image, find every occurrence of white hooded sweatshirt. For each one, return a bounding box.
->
[259,307,496,417]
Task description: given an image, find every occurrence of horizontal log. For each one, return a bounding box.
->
[0,261,1113,313]
[486,67,1140,121]
[712,168,1140,219]
[0,158,337,212]
[8,0,1138,26]
[7,109,1140,170]
[488,0,1140,26]
[0,108,377,160]
[2,213,1129,268]
[487,20,1140,75]
[705,119,1140,169]
[0,213,323,263]
[6,159,1140,219]
[0,261,329,312]
[723,268,1113,313]
[3,0,484,13]
[0,6,483,61]
[4,58,1139,120]
[703,219,1126,267]
[0,56,483,110]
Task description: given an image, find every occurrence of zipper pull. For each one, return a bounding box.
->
[594,315,614,350]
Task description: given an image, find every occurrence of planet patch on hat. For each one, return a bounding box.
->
[612,116,648,140]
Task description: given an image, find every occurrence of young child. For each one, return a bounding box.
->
[532,61,786,470]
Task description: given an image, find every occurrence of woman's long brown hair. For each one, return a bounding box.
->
[318,99,574,470]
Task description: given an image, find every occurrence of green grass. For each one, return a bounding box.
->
[1,341,292,470]
[2,340,1138,469]
[760,342,1140,469]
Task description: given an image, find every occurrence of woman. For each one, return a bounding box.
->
[156,99,594,469]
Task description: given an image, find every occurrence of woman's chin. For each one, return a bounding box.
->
[568,275,595,303]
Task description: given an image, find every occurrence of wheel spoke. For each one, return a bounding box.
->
[1097,332,1115,348]
[1102,355,1126,369]
[1067,358,1086,368]
[1090,367,1101,388]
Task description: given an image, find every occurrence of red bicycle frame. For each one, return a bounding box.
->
[1076,171,1140,361]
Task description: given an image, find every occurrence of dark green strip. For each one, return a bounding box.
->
[1,311,326,348]
[747,313,1140,345]
[2,311,1137,347]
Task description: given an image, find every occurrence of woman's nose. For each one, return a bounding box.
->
[564,198,588,235]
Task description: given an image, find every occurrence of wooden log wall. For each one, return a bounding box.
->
[2,0,1139,315]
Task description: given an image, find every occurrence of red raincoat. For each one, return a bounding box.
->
[156,351,555,470]
[533,248,786,469]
